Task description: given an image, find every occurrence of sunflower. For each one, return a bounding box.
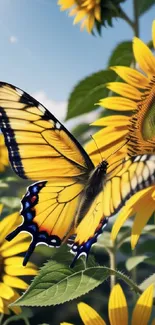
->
[58,0,125,33]
[94,20,155,158]
[0,205,37,315]
[58,0,101,33]
[0,134,9,173]
[61,283,155,325]
[84,20,155,247]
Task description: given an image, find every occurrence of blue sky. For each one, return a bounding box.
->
[0,0,154,120]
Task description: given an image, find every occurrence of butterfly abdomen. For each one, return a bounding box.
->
[76,160,108,222]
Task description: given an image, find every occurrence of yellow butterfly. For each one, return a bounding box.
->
[0,82,155,266]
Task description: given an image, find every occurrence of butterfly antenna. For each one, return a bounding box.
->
[105,139,129,161]
[90,135,103,163]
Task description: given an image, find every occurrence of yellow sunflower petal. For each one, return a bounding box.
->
[78,302,106,325]
[0,212,20,244]
[111,206,133,241]
[1,242,30,257]
[58,0,75,10]
[152,20,155,49]
[108,284,128,325]
[111,66,149,89]
[131,200,155,249]
[133,37,155,76]
[4,265,37,276]
[3,275,28,290]
[131,284,154,325]
[86,14,95,33]
[9,291,22,315]
[1,232,30,251]
[91,115,130,127]
[0,297,4,314]
[4,256,36,269]
[106,82,142,100]
[73,10,87,24]
[0,282,14,300]
[111,187,152,241]
[94,5,101,21]
[99,97,137,111]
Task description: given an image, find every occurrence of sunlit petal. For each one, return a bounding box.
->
[131,285,154,325]
[3,275,28,290]
[133,37,155,76]
[91,115,129,127]
[109,284,128,325]
[0,283,14,299]
[111,66,149,88]
[78,302,106,325]
[99,97,137,111]
[106,82,142,100]
[131,200,155,248]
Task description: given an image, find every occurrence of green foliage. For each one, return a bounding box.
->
[12,250,141,307]
[108,41,133,67]
[66,70,116,120]
[126,255,155,271]
[137,0,155,15]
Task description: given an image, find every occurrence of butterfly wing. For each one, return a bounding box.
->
[70,154,155,264]
[102,154,155,217]
[0,82,94,264]
[0,82,93,180]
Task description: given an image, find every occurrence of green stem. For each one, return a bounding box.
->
[0,314,4,325]
[131,249,137,303]
[133,0,139,37]
[2,316,30,325]
[108,240,117,289]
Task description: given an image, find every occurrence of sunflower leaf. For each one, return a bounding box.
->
[137,0,155,16]
[139,274,155,294]
[108,41,133,67]
[126,255,150,271]
[66,70,116,120]
[12,250,141,307]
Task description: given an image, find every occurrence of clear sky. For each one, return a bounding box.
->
[0,0,154,120]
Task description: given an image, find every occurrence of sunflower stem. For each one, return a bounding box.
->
[109,242,116,289]
[133,0,139,37]
[131,249,137,303]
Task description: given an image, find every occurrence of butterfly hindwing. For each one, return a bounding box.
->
[70,154,155,264]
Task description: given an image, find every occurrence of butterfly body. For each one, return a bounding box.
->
[0,82,155,267]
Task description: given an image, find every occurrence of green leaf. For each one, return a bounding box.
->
[137,0,155,15]
[0,197,20,209]
[108,41,133,67]
[126,255,149,271]
[139,274,155,292]
[66,70,116,120]
[12,251,141,307]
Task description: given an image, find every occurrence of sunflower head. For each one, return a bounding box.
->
[58,0,125,33]
[0,205,37,315]
[97,21,155,156]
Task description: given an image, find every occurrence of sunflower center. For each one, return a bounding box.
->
[142,85,155,141]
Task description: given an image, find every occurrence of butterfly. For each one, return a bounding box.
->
[0,82,155,267]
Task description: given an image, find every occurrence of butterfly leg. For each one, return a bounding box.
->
[23,237,37,266]
[6,225,24,241]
